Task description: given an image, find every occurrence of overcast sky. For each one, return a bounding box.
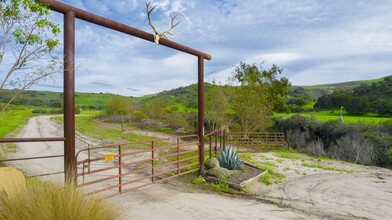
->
[30,0,392,96]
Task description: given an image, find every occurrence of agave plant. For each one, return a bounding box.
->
[218,145,244,170]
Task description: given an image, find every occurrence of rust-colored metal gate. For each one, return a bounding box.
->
[76,135,200,198]
[226,132,288,151]
[0,0,211,181]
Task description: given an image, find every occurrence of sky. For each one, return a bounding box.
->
[15,0,392,96]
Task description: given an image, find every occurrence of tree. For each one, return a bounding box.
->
[205,83,229,132]
[230,62,290,136]
[345,97,370,114]
[0,0,61,111]
[104,96,131,131]
[142,100,167,120]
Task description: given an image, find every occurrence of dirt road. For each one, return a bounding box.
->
[248,152,392,220]
[5,116,102,181]
[110,182,312,220]
[4,116,392,219]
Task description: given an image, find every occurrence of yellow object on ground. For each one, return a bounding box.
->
[0,167,26,200]
[105,154,114,162]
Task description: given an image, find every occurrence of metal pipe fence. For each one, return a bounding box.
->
[0,138,65,178]
[226,132,288,151]
[75,134,200,198]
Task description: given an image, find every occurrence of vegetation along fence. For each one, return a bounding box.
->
[75,135,200,198]
[225,132,288,152]
[204,129,287,156]
[204,128,225,157]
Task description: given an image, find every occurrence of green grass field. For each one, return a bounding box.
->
[276,110,391,125]
[0,109,33,138]
[72,115,153,143]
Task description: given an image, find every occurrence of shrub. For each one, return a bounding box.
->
[218,145,244,170]
[159,127,172,132]
[191,176,206,185]
[286,128,309,148]
[382,149,392,167]
[0,181,120,220]
[300,138,326,157]
[32,109,48,114]
[274,115,392,167]
[130,110,148,122]
[333,134,376,165]
[211,181,230,193]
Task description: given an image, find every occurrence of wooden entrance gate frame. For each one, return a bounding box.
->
[0,0,211,182]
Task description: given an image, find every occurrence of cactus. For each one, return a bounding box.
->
[218,145,244,170]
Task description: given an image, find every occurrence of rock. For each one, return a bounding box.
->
[206,167,233,180]
[205,158,220,169]
[138,119,166,130]
[175,128,185,133]
[0,167,26,200]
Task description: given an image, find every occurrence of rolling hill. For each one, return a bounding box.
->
[0,75,390,111]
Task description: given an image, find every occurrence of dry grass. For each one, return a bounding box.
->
[0,181,120,220]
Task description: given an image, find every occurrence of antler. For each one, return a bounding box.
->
[159,13,181,39]
[146,1,158,35]
[145,0,181,46]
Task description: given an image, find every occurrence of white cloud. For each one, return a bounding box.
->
[290,59,392,86]
[6,0,391,96]
[250,52,304,65]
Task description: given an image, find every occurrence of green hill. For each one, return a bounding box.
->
[298,75,388,90]
[0,89,131,110]
[1,75,390,112]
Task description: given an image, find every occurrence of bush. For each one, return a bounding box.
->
[382,149,392,167]
[32,109,48,114]
[286,128,309,148]
[331,134,376,165]
[130,110,148,122]
[191,176,206,185]
[159,127,172,133]
[0,182,120,220]
[300,138,326,157]
[274,115,392,167]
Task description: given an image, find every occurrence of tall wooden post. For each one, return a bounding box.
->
[198,56,205,175]
[64,11,76,183]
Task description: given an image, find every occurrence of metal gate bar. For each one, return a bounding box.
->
[76,134,200,198]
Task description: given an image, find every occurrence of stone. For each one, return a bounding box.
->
[0,167,26,200]
[206,167,233,180]
[205,158,220,169]
[175,128,185,133]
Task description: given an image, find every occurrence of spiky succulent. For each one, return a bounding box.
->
[218,145,244,170]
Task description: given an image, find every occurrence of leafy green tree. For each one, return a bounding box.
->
[205,82,229,132]
[130,110,148,122]
[142,100,167,120]
[314,91,353,109]
[345,97,370,114]
[0,0,61,111]
[104,96,131,131]
[230,62,290,136]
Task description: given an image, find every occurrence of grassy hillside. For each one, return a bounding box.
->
[1,75,389,110]
[298,75,388,90]
[0,89,131,110]
[1,75,390,121]
[134,83,234,112]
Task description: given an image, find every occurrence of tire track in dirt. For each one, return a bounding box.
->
[261,172,392,219]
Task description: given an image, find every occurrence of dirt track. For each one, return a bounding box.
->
[247,152,392,220]
[4,116,392,219]
[5,116,102,181]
